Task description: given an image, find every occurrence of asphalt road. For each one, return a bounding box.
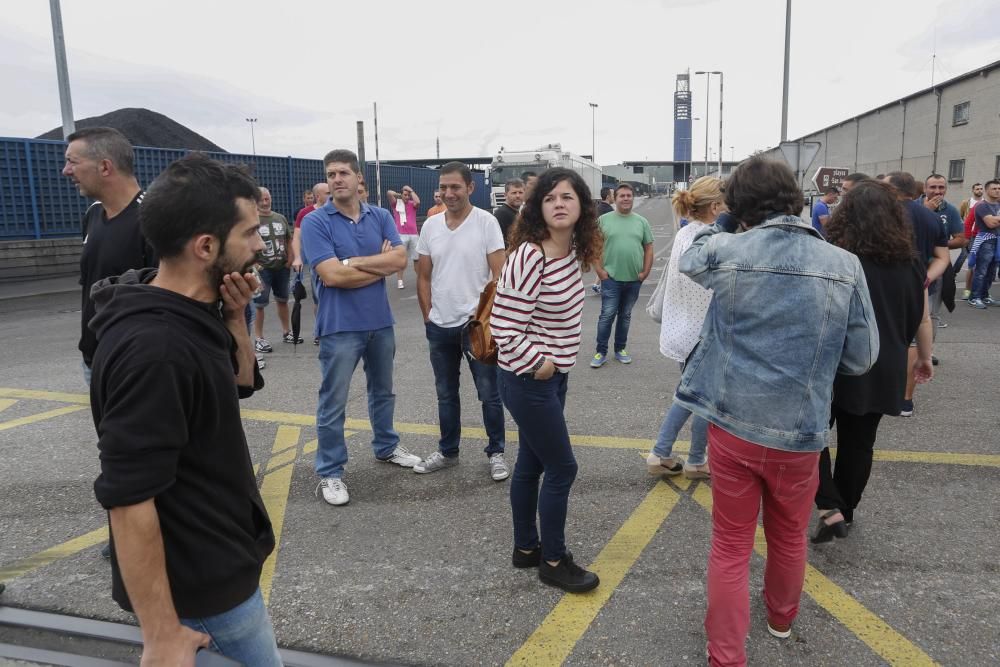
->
[0,196,998,666]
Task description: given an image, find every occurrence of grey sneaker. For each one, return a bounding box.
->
[489,453,510,481]
[378,445,421,468]
[414,451,459,474]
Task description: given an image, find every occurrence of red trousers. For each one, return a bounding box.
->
[705,425,819,667]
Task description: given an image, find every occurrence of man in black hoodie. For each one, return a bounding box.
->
[89,154,280,665]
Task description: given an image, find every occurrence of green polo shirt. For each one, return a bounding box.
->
[599,211,653,281]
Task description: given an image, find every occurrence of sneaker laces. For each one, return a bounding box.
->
[559,553,588,577]
[314,478,344,497]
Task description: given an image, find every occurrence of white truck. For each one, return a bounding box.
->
[489,144,602,208]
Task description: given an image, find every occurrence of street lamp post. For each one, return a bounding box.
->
[588,102,598,163]
[696,70,723,176]
[245,118,257,157]
[49,0,75,139]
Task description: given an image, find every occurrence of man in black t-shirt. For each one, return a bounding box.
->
[493,178,525,246]
[884,172,949,416]
[63,127,155,384]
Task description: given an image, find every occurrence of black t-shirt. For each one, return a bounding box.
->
[903,199,948,265]
[833,257,925,416]
[78,192,156,365]
[597,201,614,215]
[494,204,519,245]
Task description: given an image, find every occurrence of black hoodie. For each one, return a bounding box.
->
[89,268,274,618]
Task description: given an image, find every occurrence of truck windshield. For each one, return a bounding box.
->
[490,162,549,186]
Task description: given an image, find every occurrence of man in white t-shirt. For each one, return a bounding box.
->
[414,162,509,481]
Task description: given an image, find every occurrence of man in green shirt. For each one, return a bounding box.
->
[591,183,653,367]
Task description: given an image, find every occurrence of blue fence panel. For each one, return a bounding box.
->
[0,138,487,240]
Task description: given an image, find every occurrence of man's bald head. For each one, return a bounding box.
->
[312,182,329,204]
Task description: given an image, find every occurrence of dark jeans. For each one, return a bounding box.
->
[971,238,998,300]
[815,406,883,524]
[425,321,505,457]
[500,369,577,562]
[595,278,642,355]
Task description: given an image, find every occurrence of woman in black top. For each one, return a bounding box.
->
[812,180,934,542]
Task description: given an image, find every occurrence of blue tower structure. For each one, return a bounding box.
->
[673,72,692,183]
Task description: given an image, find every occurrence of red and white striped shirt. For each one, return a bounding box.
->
[491,242,585,375]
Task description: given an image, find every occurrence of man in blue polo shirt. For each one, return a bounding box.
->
[920,174,966,331]
[810,187,839,237]
[300,149,420,507]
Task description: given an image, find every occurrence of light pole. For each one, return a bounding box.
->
[588,102,598,163]
[49,0,75,139]
[781,0,791,142]
[245,118,257,157]
[696,70,723,176]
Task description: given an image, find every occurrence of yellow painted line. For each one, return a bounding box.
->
[0,527,109,583]
[0,399,17,413]
[689,485,938,666]
[0,405,87,432]
[303,438,318,455]
[507,482,681,666]
[0,388,88,405]
[3,388,998,466]
[258,426,300,605]
[266,447,298,472]
[271,424,300,453]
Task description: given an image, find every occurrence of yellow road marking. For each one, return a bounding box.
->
[266,447,298,472]
[2,388,998,467]
[0,388,89,405]
[0,399,17,413]
[303,438,318,455]
[689,484,938,666]
[506,482,681,666]
[0,405,87,432]
[271,424,300,454]
[259,426,301,605]
[0,527,108,584]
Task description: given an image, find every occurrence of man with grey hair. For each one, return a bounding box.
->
[63,127,154,386]
[63,126,155,560]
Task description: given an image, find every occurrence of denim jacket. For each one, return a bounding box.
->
[675,215,879,452]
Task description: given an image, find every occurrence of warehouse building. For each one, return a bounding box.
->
[762,59,1000,193]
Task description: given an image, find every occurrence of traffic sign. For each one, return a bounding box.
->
[812,167,850,192]
[778,141,821,173]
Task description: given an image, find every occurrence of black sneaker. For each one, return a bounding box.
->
[512,546,541,569]
[538,552,599,593]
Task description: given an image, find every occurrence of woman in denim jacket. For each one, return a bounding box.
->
[676,157,879,666]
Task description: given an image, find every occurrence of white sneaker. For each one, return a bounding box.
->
[489,453,510,481]
[379,445,421,468]
[316,478,349,506]
[255,352,266,370]
[413,451,459,474]
[397,279,405,289]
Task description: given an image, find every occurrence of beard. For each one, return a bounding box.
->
[207,249,255,298]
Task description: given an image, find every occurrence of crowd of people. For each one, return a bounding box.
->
[63,125,992,666]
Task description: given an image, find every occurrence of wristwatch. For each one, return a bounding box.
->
[528,358,546,377]
[341,258,351,266]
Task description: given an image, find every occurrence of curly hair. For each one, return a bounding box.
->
[506,168,604,271]
[725,157,804,227]
[824,180,917,264]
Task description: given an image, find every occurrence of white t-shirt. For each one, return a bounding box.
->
[659,221,714,362]
[417,207,505,327]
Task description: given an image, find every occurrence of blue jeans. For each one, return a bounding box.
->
[316,327,399,478]
[971,238,998,300]
[179,588,281,666]
[653,400,709,466]
[595,278,642,355]
[500,369,577,562]
[425,321,504,457]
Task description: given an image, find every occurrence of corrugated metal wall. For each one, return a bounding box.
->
[0,138,488,240]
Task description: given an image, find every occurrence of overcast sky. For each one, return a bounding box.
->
[1,0,994,167]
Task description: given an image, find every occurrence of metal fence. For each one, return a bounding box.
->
[0,137,488,240]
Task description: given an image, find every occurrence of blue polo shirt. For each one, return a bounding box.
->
[300,201,401,335]
[810,200,830,236]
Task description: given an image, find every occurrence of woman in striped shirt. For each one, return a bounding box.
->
[491,168,604,594]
